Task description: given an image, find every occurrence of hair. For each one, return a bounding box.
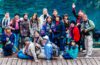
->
[70,20,76,25]
[14,13,20,16]
[23,13,28,17]
[31,13,38,21]
[56,16,62,21]
[63,14,68,19]
[46,16,52,22]
[69,40,76,49]
[30,13,39,27]
[34,30,40,36]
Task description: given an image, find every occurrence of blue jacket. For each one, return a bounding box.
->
[64,45,79,59]
[1,33,15,45]
[42,22,52,36]
[52,21,66,38]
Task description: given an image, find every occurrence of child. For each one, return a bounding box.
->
[1,27,15,56]
[63,40,79,59]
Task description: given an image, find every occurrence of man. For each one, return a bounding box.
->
[17,37,39,62]
[1,27,15,56]
[81,15,95,57]
[19,13,30,48]
[39,8,50,29]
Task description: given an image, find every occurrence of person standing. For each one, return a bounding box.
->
[19,13,30,48]
[81,15,95,57]
[10,14,20,52]
[72,3,85,51]
[70,20,80,50]
[2,12,10,32]
[30,13,40,36]
[53,16,66,56]
[39,8,50,29]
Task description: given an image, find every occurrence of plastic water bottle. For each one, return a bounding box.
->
[44,43,53,61]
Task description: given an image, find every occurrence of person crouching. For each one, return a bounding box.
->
[1,27,15,56]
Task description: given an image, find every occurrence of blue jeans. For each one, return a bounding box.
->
[3,44,13,56]
[17,50,33,60]
[12,34,19,52]
[63,53,72,59]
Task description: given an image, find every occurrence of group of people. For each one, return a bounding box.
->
[0,3,95,62]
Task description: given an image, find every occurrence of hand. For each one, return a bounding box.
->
[84,29,88,33]
[72,3,76,8]
[6,38,9,41]
[49,29,52,32]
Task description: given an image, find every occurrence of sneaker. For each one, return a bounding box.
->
[85,55,89,58]
[82,50,86,53]
[47,60,51,62]
[35,60,39,63]
[59,55,63,59]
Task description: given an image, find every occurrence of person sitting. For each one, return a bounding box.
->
[17,37,39,62]
[1,27,15,56]
[63,40,79,59]
[37,35,59,59]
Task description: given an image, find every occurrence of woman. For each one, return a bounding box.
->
[63,14,70,44]
[10,14,20,52]
[63,40,79,59]
[30,13,40,36]
[70,20,80,50]
[42,16,54,42]
[2,12,10,32]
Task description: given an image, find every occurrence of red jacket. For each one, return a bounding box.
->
[73,26,80,42]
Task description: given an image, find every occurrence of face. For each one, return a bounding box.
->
[71,41,75,46]
[6,29,11,34]
[15,15,19,20]
[42,39,47,45]
[34,31,39,37]
[25,41,30,46]
[32,14,37,19]
[78,10,84,17]
[64,16,68,20]
[43,9,48,15]
[5,13,9,18]
[82,15,88,22]
[24,14,28,19]
[53,10,58,16]
[47,17,52,23]
[56,17,60,21]
[70,23,75,27]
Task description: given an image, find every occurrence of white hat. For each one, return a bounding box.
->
[43,35,49,40]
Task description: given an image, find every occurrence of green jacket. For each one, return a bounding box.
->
[81,20,95,36]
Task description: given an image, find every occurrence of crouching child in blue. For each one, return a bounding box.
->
[63,40,79,59]
[1,27,15,56]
